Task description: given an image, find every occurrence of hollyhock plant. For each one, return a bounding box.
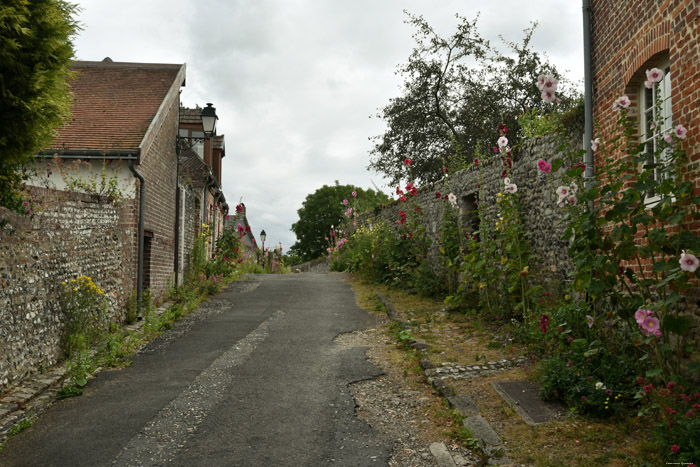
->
[591,137,600,151]
[646,67,664,83]
[613,95,631,111]
[537,159,552,173]
[504,183,518,194]
[541,90,556,104]
[497,136,508,148]
[447,193,457,208]
[679,250,699,272]
[542,74,558,92]
[674,124,688,140]
[404,158,412,166]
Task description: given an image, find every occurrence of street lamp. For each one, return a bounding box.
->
[200,103,218,138]
[260,230,267,270]
[177,103,218,150]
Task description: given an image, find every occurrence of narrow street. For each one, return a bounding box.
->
[0,273,392,466]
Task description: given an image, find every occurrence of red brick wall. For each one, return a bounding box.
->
[590,1,700,296]
[136,92,180,301]
[591,0,700,173]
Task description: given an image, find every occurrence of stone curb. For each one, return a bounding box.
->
[0,301,173,445]
[378,294,515,466]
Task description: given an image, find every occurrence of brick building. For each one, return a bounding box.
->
[177,107,229,270]
[590,0,699,187]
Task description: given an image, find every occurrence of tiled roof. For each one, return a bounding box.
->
[49,59,184,152]
[179,148,210,188]
[179,107,202,124]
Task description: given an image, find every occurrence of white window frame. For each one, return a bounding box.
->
[639,60,672,204]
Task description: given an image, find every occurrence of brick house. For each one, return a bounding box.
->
[588,3,699,249]
[177,107,229,275]
[38,58,190,305]
[586,1,700,331]
[589,0,699,172]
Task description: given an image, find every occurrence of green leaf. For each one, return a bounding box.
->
[645,367,662,378]
[583,348,600,357]
[663,315,691,335]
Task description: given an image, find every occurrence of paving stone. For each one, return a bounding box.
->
[463,415,503,449]
[429,442,457,467]
[447,394,479,417]
[491,380,564,425]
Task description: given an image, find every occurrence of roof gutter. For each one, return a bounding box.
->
[582,0,594,181]
[128,160,146,319]
[38,149,140,162]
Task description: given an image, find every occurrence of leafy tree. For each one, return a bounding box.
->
[369,12,579,186]
[290,181,390,262]
[0,0,79,219]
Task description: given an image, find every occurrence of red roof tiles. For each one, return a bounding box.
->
[49,60,184,152]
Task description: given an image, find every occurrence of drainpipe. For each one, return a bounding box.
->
[583,0,594,182]
[128,161,145,319]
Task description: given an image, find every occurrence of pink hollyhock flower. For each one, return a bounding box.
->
[616,95,631,109]
[591,137,600,151]
[342,199,348,205]
[536,74,547,90]
[352,191,357,197]
[680,250,699,272]
[504,183,518,194]
[556,186,570,198]
[671,445,680,454]
[674,124,688,139]
[497,136,508,148]
[569,182,578,194]
[641,316,660,336]
[503,177,511,185]
[537,159,552,173]
[644,80,653,89]
[567,195,577,206]
[404,158,412,166]
[645,67,664,83]
[664,132,674,144]
[541,90,556,104]
[542,75,558,92]
[635,308,651,324]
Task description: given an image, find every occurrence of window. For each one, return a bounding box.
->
[639,61,672,195]
[178,128,205,159]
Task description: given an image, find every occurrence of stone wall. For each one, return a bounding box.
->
[0,187,136,391]
[361,134,579,285]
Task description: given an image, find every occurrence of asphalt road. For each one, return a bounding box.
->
[0,273,391,466]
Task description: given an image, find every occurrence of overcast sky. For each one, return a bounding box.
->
[70,0,585,252]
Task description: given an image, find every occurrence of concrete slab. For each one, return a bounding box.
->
[429,442,457,467]
[463,415,502,448]
[491,380,563,426]
[447,394,479,417]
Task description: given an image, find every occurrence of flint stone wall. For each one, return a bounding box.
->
[0,187,135,392]
[364,134,580,286]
